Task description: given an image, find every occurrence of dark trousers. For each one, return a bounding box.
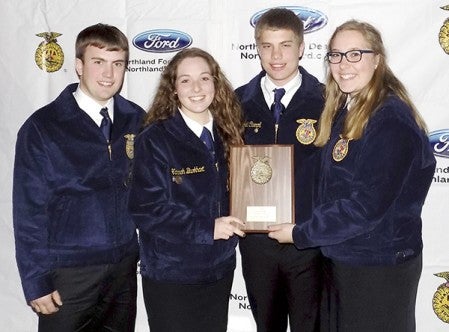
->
[142,272,234,332]
[239,235,322,332]
[321,254,422,332]
[38,254,138,332]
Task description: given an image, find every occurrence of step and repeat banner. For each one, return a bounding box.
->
[1,0,449,331]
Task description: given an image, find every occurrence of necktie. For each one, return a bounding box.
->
[271,88,286,123]
[100,107,112,142]
[200,127,215,159]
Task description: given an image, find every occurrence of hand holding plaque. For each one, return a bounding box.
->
[230,145,294,232]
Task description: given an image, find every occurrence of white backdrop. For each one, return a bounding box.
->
[1,1,449,331]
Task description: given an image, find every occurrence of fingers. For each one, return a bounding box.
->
[52,290,63,306]
[30,292,62,315]
[214,216,246,240]
[31,302,58,315]
[267,224,282,232]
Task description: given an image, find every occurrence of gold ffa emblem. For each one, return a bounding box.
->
[35,32,64,72]
[295,119,317,145]
[332,135,352,162]
[432,272,449,323]
[124,134,135,160]
[250,156,272,184]
[439,5,449,54]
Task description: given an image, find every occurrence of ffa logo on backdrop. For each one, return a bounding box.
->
[439,5,449,54]
[433,272,449,323]
[34,32,64,72]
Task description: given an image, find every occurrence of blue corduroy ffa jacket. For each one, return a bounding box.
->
[13,83,145,303]
[129,110,237,284]
[293,95,436,265]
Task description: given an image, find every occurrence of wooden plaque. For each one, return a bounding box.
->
[230,145,294,233]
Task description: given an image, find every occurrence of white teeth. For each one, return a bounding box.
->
[99,81,113,86]
[190,96,204,101]
[341,74,355,80]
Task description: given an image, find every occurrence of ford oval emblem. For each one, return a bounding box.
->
[250,6,328,33]
[132,29,193,53]
[429,129,449,158]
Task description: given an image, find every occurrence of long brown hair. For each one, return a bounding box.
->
[144,47,244,161]
[315,20,427,146]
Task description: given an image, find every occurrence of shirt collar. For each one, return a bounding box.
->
[178,108,214,139]
[73,85,114,125]
[261,70,302,107]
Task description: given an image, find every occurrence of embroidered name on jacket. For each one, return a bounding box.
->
[244,121,262,133]
[171,166,206,176]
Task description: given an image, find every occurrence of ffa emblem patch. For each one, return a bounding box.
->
[124,134,135,159]
[295,119,317,145]
[332,135,352,162]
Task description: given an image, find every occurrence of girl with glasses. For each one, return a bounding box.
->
[268,19,436,331]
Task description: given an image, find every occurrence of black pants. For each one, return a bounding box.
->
[142,272,234,332]
[239,235,322,332]
[38,254,138,332]
[321,254,422,332]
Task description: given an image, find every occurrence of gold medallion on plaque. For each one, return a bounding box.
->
[124,134,136,159]
[295,119,317,145]
[250,156,272,184]
[332,135,352,162]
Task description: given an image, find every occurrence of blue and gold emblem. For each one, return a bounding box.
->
[295,119,317,145]
[332,135,352,162]
[124,134,135,159]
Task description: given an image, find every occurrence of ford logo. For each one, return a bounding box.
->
[132,29,192,53]
[429,129,449,158]
[250,6,328,33]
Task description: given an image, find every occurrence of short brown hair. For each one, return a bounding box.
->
[254,8,304,44]
[75,23,129,63]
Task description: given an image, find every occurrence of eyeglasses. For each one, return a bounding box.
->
[326,50,375,64]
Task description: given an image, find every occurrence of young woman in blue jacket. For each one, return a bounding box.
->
[128,47,245,332]
[268,20,436,331]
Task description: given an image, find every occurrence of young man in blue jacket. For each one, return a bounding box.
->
[13,23,145,332]
[235,8,324,331]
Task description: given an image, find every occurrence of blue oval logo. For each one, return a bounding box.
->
[429,129,449,158]
[132,29,192,53]
[250,6,328,34]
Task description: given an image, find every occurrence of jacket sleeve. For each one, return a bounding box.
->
[128,131,214,245]
[293,116,426,249]
[13,120,55,303]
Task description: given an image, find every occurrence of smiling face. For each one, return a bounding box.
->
[329,29,380,98]
[257,28,304,86]
[175,56,215,124]
[75,45,126,105]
